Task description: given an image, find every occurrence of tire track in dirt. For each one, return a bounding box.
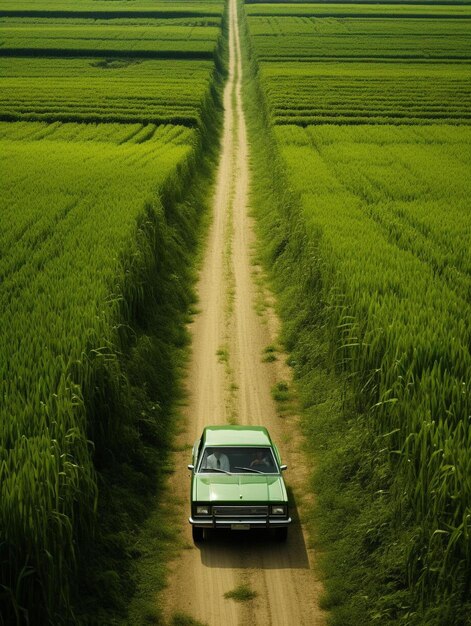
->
[161,1,325,624]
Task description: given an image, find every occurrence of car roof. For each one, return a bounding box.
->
[202,425,273,447]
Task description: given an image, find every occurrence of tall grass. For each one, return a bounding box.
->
[241,2,471,624]
[0,0,226,620]
[0,124,194,624]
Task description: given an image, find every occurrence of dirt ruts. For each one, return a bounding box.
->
[161,1,325,624]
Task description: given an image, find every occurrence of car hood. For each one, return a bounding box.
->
[193,474,287,503]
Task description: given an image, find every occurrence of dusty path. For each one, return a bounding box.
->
[162,1,325,624]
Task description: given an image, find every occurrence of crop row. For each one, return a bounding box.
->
[0,0,226,620]
[249,14,471,35]
[0,120,204,622]
[0,21,221,54]
[0,19,221,35]
[271,122,471,618]
[250,17,471,60]
[0,119,194,144]
[246,1,471,620]
[0,0,225,19]
[259,62,471,124]
[0,58,217,124]
[247,3,471,124]
[245,2,471,17]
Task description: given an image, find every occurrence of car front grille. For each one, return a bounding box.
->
[212,505,268,517]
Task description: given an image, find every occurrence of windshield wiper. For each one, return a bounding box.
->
[234,466,264,474]
[202,467,231,475]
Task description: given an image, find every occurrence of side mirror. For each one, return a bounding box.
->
[188,464,195,471]
[280,465,287,471]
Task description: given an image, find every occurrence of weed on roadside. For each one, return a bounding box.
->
[271,380,290,402]
[262,344,278,362]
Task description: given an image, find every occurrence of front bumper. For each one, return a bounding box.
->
[189,516,292,529]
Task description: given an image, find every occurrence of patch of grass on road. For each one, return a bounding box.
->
[224,583,258,602]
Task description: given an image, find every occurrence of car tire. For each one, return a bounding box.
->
[192,526,204,543]
[275,527,288,542]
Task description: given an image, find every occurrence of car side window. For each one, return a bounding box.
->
[200,448,216,471]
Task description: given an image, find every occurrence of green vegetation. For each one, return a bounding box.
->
[246,2,471,17]
[0,57,218,125]
[217,345,230,362]
[250,16,471,59]
[0,0,226,623]
[259,62,471,124]
[0,120,204,625]
[224,583,258,602]
[0,17,221,57]
[276,123,471,616]
[271,380,290,402]
[243,1,471,624]
[0,0,224,19]
[0,2,225,125]
[171,613,209,626]
[247,5,471,125]
[262,344,278,361]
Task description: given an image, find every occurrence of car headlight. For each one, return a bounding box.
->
[271,505,286,515]
[196,505,211,515]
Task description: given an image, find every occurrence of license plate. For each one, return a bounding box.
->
[231,523,250,530]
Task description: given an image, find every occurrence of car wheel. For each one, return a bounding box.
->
[275,527,288,542]
[192,526,204,542]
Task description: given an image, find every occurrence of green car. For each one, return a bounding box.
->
[188,425,291,542]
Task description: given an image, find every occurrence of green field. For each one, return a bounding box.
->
[246,2,471,16]
[246,1,471,624]
[0,16,222,58]
[0,0,225,18]
[248,4,471,124]
[0,0,225,622]
[0,4,225,125]
[2,0,471,624]
[260,62,471,124]
[251,17,471,59]
[0,57,218,124]
[0,119,197,616]
[0,124,205,622]
[0,19,221,55]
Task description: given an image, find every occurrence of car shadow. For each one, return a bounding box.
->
[195,488,311,569]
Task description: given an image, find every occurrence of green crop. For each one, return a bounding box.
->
[0,0,225,19]
[0,0,226,620]
[250,16,471,60]
[246,2,471,18]
[0,19,221,55]
[260,62,471,124]
[0,2,226,124]
[247,9,471,126]
[274,122,471,618]
[246,1,471,621]
[0,57,218,124]
[0,121,198,621]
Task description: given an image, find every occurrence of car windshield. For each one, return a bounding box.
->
[198,447,278,474]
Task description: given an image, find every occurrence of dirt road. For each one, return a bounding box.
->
[162,1,325,624]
